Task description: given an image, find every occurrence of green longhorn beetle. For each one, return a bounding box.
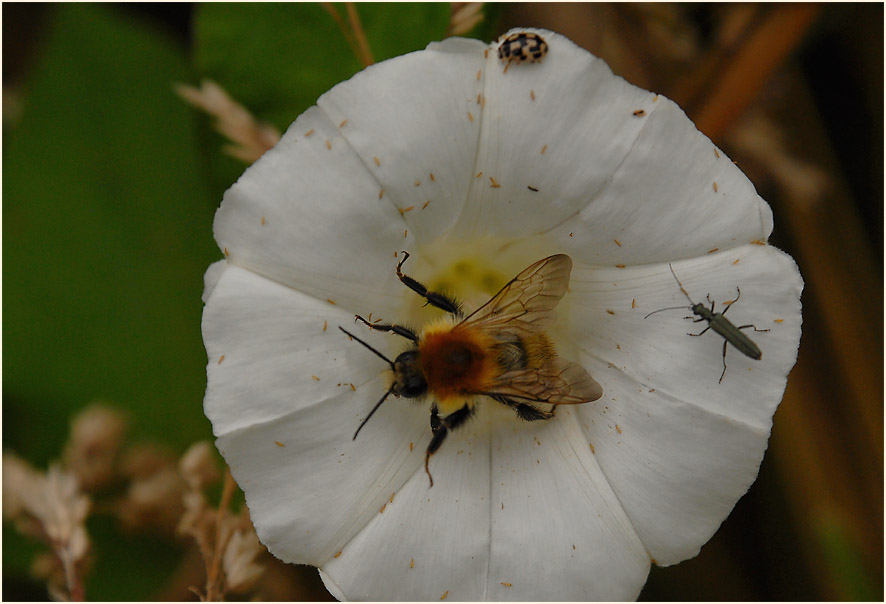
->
[645,263,769,382]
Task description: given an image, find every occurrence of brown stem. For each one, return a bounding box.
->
[346,2,374,67]
[205,467,236,601]
[321,3,365,67]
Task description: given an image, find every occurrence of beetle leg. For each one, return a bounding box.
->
[718,339,729,383]
[738,324,770,333]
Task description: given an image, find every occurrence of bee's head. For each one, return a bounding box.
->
[392,349,427,398]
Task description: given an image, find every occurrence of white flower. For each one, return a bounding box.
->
[201,28,802,601]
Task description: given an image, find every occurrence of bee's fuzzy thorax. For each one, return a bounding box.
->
[417,319,497,413]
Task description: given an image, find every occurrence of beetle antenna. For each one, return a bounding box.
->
[353,384,396,440]
[339,327,395,369]
[668,263,696,304]
[644,305,691,319]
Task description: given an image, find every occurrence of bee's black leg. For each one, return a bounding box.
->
[397,252,463,318]
[354,315,418,342]
[425,403,474,487]
[490,395,555,421]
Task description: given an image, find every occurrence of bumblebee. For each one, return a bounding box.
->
[340,252,602,486]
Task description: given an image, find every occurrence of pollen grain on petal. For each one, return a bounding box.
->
[323,320,328,332]
[714,148,720,159]
[373,155,381,166]
[616,424,622,434]
[489,176,501,188]
[379,503,386,513]
[429,172,435,182]
[707,248,719,254]
[733,258,741,264]
[750,239,766,246]
[476,69,482,80]
[414,179,421,187]
[467,111,474,122]
[326,139,332,150]
[633,109,646,117]
[631,299,636,309]
[713,181,718,193]
[606,309,615,315]
[540,144,547,154]
[275,440,285,447]
[615,264,626,268]
[530,89,536,101]
[218,355,225,364]
[312,375,320,381]
[614,239,622,246]
[304,129,314,137]
[398,206,415,216]
[327,299,336,305]
[334,550,343,559]
[501,582,512,587]
[410,557,414,568]
[339,118,348,128]
[441,590,449,600]
[379,188,384,199]
[349,383,356,391]
[589,443,595,453]
[475,171,483,178]
[422,200,431,210]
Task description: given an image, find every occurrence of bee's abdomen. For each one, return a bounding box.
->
[493,339,527,371]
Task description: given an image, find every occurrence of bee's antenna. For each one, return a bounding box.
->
[339,327,395,369]
[353,383,396,440]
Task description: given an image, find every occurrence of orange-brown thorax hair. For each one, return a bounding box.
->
[417,319,496,413]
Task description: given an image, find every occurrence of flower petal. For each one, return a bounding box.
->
[548,99,773,264]
[318,405,650,601]
[320,406,493,601]
[215,393,430,567]
[568,245,802,429]
[213,106,412,314]
[317,37,487,245]
[487,406,650,600]
[203,264,394,435]
[454,28,658,239]
[565,246,802,563]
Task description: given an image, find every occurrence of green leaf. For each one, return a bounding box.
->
[3,4,217,597]
[193,3,451,131]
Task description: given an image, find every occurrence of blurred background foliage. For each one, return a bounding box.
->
[3,3,882,600]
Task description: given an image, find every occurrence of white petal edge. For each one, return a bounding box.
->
[204,264,397,435]
[213,105,413,316]
[318,404,650,601]
[317,37,487,246]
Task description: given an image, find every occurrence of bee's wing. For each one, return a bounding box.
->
[480,357,603,404]
[458,254,572,333]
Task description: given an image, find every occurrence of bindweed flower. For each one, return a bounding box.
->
[201,28,802,600]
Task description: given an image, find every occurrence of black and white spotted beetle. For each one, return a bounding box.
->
[498,32,548,72]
